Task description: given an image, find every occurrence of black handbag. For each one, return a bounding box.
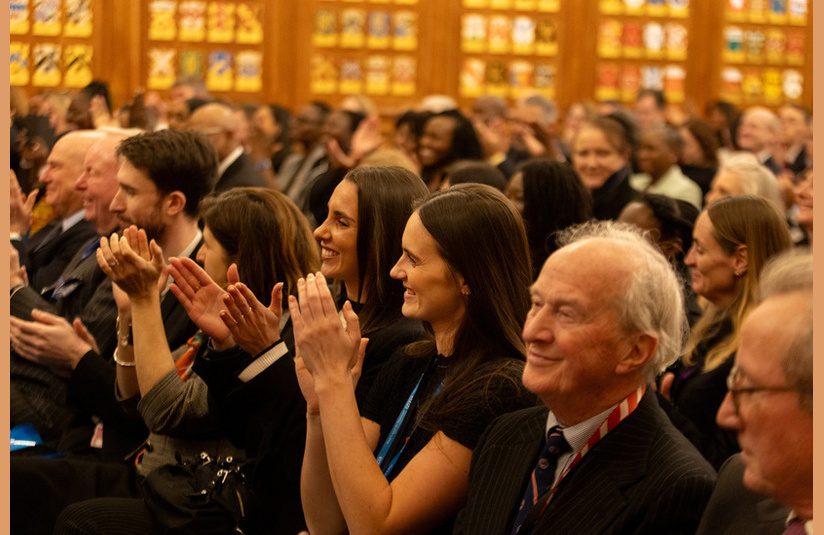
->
[141,452,254,535]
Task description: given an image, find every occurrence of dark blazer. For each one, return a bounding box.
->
[696,454,789,535]
[11,236,117,440]
[592,166,640,221]
[762,156,782,176]
[454,391,716,534]
[216,151,266,192]
[14,218,97,293]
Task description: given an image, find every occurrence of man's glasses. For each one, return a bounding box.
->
[726,366,797,416]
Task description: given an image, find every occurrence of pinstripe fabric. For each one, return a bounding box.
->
[454,391,717,534]
[54,498,157,535]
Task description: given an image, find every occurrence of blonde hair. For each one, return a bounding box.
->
[683,196,792,371]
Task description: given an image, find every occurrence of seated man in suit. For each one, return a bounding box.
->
[10,131,101,292]
[737,106,782,176]
[186,101,265,192]
[10,129,215,451]
[454,221,716,534]
[697,250,812,535]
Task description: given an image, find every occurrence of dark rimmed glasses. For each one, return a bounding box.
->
[726,366,797,416]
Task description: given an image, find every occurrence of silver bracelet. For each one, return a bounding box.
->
[113,346,136,367]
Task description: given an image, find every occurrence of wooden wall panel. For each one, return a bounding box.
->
[10,0,813,119]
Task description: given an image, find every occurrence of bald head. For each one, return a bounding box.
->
[40,131,105,217]
[187,102,239,160]
[76,132,128,234]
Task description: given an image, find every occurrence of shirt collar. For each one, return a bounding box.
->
[546,403,619,455]
[217,146,245,178]
[61,209,87,232]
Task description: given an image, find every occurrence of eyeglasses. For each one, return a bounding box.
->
[726,366,797,416]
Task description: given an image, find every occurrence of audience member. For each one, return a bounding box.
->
[697,249,812,535]
[618,193,702,326]
[736,106,782,175]
[298,184,537,534]
[678,118,721,196]
[632,124,703,209]
[635,88,668,130]
[249,103,291,183]
[794,169,813,247]
[278,101,331,207]
[46,187,318,535]
[560,101,597,154]
[187,101,265,192]
[705,99,740,152]
[705,151,783,210]
[11,131,100,291]
[470,95,517,177]
[394,109,432,171]
[166,96,210,131]
[418,109,484,191]
[777,103,812,175]
[573,115,639,220]
[444,160,507,192]
[454,221,715,534]
[506,159,593,278]
[508,94,568,165]
[659,195,793,468]
[309,166,429,403]
[170,74,210,104]
[10,129,215,449]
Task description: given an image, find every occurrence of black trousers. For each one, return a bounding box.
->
[10,456,140,535]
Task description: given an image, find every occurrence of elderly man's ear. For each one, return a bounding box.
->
[614,333,658,376]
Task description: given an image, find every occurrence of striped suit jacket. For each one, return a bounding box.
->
[454,391,716,534]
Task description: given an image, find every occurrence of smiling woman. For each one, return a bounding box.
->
[660,195,793,468]
[296,183,537,534]
[313,165,430,404]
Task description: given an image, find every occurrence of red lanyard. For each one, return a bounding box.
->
[539,385,646,515]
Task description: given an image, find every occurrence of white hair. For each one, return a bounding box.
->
[718,151,783,209]
[556,221,688,382]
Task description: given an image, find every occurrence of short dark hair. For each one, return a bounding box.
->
[424,109,485,164]
[310,100,332,120]
[395,110,433,139]
[446,160,507,192]
[637,88,667,110]
[680,118,720,167]
[198,188,319,305]
[518,160,593,275]
[116,129,218,218]
[635,192,697,255]
[81,80,112,113]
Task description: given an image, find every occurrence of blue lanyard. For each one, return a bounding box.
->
[375,371,443,477]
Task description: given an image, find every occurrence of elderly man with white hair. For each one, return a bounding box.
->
[454,221,715,534]
[736,106,782,175]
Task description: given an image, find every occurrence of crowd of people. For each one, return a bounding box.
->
[9,77,814,534]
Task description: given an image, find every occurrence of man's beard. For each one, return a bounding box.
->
[118,203,167,244]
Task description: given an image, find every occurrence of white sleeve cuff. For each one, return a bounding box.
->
[237,341,289,383]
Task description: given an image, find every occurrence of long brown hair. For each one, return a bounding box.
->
[199,187,320,305]
[683,195,792,371]
[411,184,532,431]
[344,166,429,335]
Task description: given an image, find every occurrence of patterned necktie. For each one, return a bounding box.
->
[783,517,807,535]
[510,425,571,535]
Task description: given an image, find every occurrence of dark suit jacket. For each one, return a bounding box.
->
[10,236,201,454]
[696,454,789,535]
[14,218,97,293]
[454,391,716,534]
[216,152,266,192]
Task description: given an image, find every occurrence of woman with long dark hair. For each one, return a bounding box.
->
[296,184,537,534]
